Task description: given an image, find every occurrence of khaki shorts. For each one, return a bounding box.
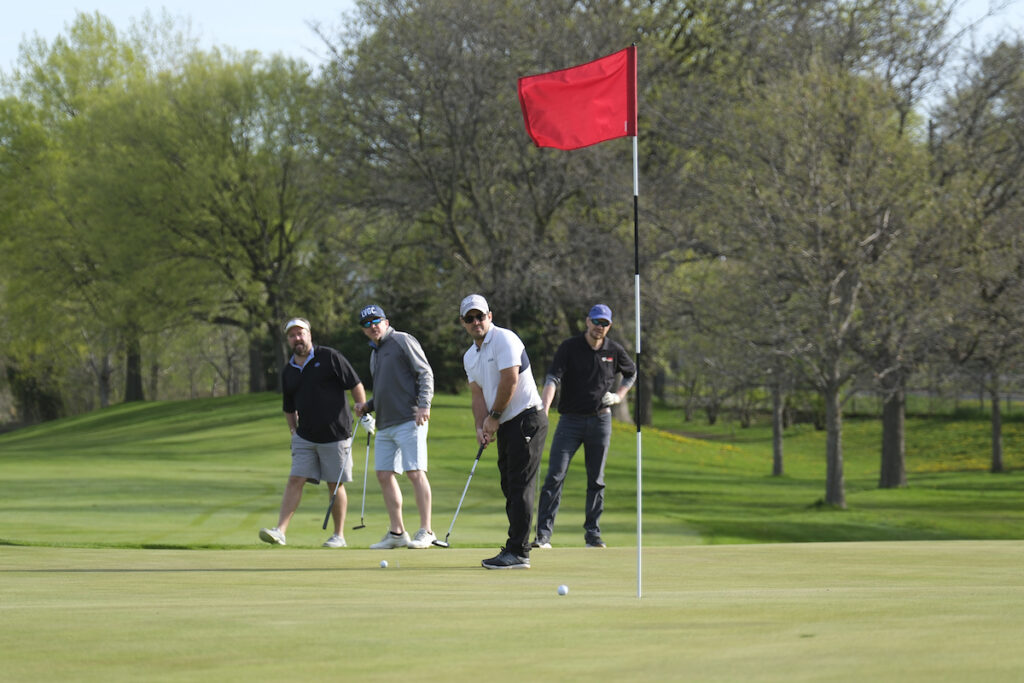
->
[290,434,353,485]
[374,420,428,474]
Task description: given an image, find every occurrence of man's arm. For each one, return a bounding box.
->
[404,335,434,425]
[285,411,298,435]
[481,366,518,437]
[542,340,568,415]
[469,381,490,446]
[541,381,557,415]
[350,382,367,406]
[616,344,638,401]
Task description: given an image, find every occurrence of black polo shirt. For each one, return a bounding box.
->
[281,345,361,443]
[547,334,636,415]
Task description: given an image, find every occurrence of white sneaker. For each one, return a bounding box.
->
[322,534,347,548]
[370,530,411,549]
[407,528,436,549]
[259,527,286,545]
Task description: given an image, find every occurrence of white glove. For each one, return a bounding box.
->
[360,414,376,434]
[600,392,621,407]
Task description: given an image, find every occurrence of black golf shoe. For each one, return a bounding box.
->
[481,547,530,569]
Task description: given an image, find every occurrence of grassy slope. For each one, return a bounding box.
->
[3,396,1024,681]
[0,392,1022,549]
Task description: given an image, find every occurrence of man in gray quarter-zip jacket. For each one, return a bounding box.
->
[353,304,437,550]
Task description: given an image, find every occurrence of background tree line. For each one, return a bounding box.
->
[2,0,1023,507]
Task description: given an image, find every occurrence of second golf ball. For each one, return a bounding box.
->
[380,560,388,568]
[557,584,569,596]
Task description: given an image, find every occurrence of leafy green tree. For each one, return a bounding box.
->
[672,0,953,507]
[316,0,650,390]
[0,12,184,411]
[128,50,347,392]
[930,40,1024,473]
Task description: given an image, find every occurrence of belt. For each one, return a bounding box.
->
[499,406,542,425]
[564,408,611,417]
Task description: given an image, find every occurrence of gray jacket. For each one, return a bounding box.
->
[366,327,434,430]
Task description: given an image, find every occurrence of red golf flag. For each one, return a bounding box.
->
[518,46,636,151]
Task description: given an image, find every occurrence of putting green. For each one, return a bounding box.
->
[3,541,1023,681]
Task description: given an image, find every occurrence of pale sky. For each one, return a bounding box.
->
[1,0,1021,76]
[1,1,357,73]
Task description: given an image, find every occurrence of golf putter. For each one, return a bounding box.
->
[322,468,346,531]
[323,420,360,530]
[353,428,371,530]
[433,443,486,547]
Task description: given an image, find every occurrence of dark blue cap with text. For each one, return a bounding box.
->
[359,304,386,323]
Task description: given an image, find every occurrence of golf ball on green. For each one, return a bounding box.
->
[557,584,569,596]
[380,560,388,568]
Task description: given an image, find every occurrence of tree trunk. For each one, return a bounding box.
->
[771,382,784,477]
[248,333,264,394]
[683,378,697,421]
[653,367,666,401]
[705,401,719,425]
[95,353,112,409]
[148,356,160,402]
[6,362,65,423]
[636,367,653,426]
[879,379,907,489]
[990,385,1004,473]
[823,383,846,508]
[123,334,144,402]
[271,320,287,393]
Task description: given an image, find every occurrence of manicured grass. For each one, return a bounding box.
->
[3,542,1024,682]
[1,392,1023,548]
[3,393,1024,681]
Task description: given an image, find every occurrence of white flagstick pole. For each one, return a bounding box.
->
[633,132,641,600]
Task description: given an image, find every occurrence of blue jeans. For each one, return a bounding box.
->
[535,411,611,543]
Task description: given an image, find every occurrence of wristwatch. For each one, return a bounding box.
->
[488,409,502,419]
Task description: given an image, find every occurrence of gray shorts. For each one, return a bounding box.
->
[290,434,353,485]
[374,420,428,474]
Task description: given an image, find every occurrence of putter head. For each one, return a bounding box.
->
[352,523,366,530]
[431,538,450,548]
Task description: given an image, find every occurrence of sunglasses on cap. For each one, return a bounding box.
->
[462,312,487,324]
[590,319,611,327]
[361,318,384,328]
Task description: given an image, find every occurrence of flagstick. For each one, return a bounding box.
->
[516,44,640,594]
[632,132,642,600]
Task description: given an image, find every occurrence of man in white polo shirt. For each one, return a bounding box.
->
[460,294,547,569]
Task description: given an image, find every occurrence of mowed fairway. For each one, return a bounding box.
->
[3,392,1024,681]
[3,542,1024,682]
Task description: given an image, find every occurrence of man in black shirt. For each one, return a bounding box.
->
[533,304,636,549]
[260,317,366,548]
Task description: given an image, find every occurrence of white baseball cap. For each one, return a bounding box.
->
[283,317,310,334]
[460,294,489,318]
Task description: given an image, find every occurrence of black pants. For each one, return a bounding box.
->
[496,408,548,556]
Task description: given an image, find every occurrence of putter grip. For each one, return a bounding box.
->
[322,493,337,530]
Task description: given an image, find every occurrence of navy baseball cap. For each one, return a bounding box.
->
[588,304,612,322]
[359,304,386,323]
